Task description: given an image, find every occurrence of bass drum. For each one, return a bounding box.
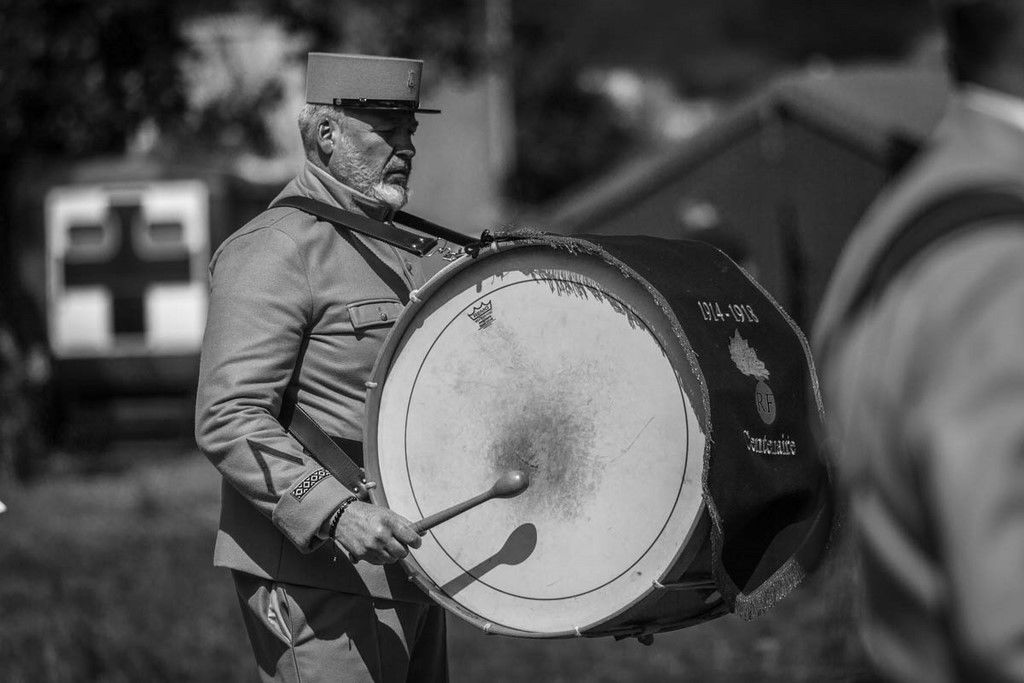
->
[363,234,827,639]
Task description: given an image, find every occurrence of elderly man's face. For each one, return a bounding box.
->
[327,109,418,210]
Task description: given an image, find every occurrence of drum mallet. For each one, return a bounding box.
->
[411,470,530,535]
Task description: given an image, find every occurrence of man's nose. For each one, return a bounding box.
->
[393,129,416,158]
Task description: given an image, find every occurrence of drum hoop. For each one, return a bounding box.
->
[362,237,712,637]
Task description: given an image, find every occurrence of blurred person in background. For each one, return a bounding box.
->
[814,0,1024,680]
[196,53,448,682]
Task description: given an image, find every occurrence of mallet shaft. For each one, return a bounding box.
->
[410,470,529,535]
[411,491,494,534]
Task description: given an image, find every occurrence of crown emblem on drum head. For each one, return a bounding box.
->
[467,300,494,330]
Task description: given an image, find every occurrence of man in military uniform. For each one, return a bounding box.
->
[814,2,1024,680]
[196,53,448,682]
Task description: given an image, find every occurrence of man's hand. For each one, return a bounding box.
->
[333,501,421,565]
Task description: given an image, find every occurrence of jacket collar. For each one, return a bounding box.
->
[273,160,418,292]
[274,160,397,222]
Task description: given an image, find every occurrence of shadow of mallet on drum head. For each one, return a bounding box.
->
[440,522,538,597]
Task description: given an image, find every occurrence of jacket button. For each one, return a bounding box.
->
[404,261,413,272]
[379,312,388,321]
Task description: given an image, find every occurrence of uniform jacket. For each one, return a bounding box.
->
[196,160,445,601]
[814,91,1024,682]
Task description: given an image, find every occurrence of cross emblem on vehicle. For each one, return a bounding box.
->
[62,198,192,336]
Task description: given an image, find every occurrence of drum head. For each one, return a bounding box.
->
[365,242,707,636]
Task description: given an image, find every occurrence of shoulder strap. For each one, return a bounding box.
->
[271,195,437,256]
[285,405,375,500]
[848,185,1024,319]
[395,209,475,247]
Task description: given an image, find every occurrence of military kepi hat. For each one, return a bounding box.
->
[305,53,440,114]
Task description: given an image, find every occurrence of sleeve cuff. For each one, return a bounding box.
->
[272,466,353,553]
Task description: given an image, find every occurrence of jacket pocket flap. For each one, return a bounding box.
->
[348,298,403,330]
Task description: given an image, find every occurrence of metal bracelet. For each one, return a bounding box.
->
[329,495,359,539]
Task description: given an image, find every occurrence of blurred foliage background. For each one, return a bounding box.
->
[0,0,936,203]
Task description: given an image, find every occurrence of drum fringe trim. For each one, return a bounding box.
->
[732,490,838,620]
[733,562,807,620]
[489,227,837,622]
[488,228,632,275]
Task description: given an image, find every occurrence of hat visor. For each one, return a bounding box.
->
[330,99,440,114]
[357,105,440,114]
[359,105,440,114]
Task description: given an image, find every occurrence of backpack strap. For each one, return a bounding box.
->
[847,185,1024,320]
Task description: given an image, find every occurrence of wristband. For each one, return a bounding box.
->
[329,495,359,539]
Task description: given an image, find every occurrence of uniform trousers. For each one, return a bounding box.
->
[232,570,448,683]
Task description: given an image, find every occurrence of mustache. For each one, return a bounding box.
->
[385,159,411,175]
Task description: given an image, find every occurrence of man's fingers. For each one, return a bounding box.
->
[393,524,422,548]
[368,550,395,565]
[350,546,391,565]
[340,537,407,565]
[338,537,365,564]
[357,535,412,565]
[335,505,423,565]
[383,512,421,549]
[383,538,409,561]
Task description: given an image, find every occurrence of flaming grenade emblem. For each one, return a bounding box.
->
[729,329,776,425]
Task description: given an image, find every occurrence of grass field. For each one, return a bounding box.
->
[0,449,874,682]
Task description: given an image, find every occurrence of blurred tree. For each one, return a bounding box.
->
[502,0,635,204]
[540,0,936,97]
[0,0,940,228]
[0,0,188,160]
[0,0,940,226]
[178,0,478,158]
[503,0,936,204]
[726,0,936,65]
[0,0,480,181]
[267,0,477,79]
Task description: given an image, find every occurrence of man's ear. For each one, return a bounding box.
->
[316,118,334,156]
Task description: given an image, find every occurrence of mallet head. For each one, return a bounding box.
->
[492,469,530,498]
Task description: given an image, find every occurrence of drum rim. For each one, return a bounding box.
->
[363,237,712,638]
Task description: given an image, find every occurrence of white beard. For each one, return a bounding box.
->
[369,179,410,211]
[331,135,410,211]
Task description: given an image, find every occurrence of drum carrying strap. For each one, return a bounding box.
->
[272,195,436,255]
[271,196,476,255]
[285,405,374,500]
